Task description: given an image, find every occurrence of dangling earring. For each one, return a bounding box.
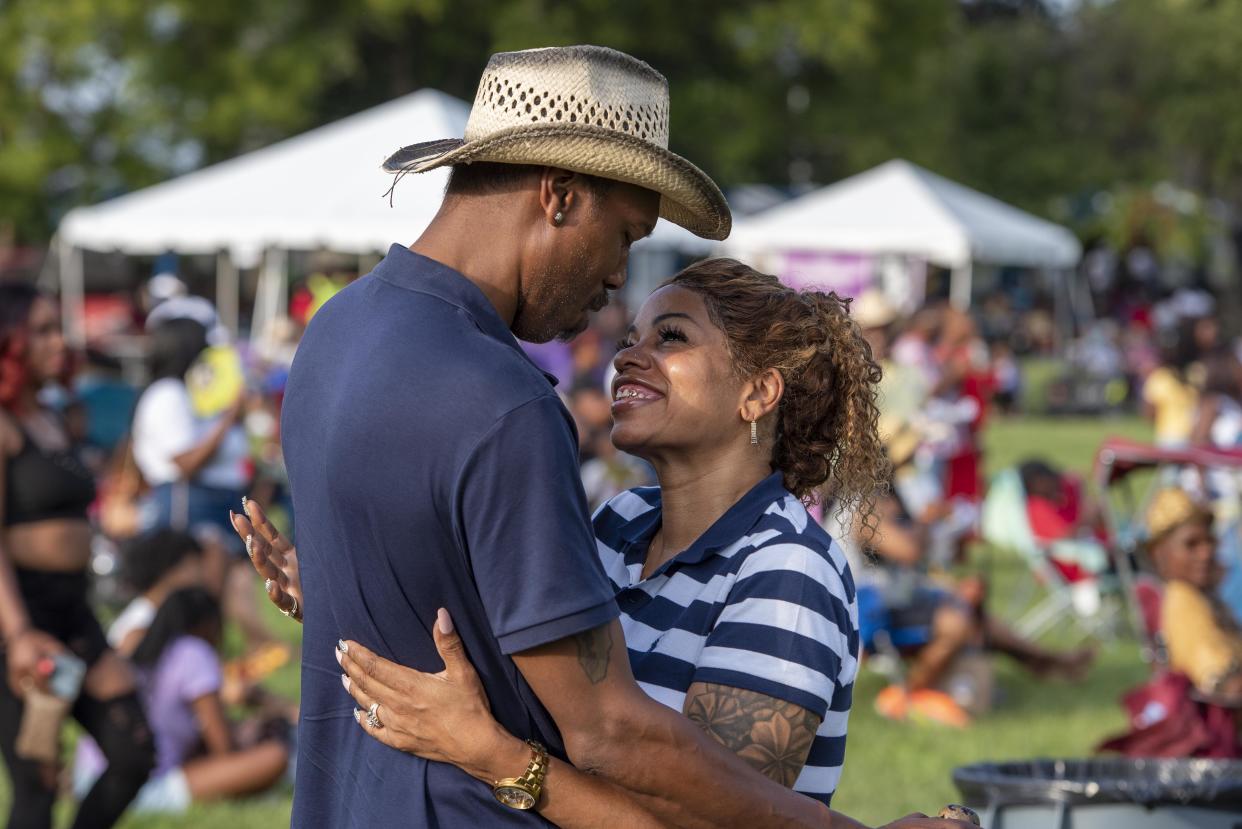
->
[750,419,759,446]
[553,210,564,226]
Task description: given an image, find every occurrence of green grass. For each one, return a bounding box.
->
[4,415,1159,827]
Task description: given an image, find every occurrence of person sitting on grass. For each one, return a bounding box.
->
[1146,489,1242,702]
[829,490,1095,727]
[109,528,205,657]
[74,588,291,814]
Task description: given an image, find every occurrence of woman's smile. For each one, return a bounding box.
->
[611,378,665,414]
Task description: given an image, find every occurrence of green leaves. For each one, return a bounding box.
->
[3,0,1241,248]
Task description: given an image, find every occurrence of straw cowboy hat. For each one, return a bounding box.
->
[1145,488,1213,543]
[851,289,899,330]
[381,45,731,241]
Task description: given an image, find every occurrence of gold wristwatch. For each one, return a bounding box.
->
[492,740,549,810]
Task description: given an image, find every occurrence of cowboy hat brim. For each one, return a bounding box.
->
[382,123,731,241]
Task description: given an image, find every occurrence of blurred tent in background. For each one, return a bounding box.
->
[54,89,467,346]
[723,159,1084,313]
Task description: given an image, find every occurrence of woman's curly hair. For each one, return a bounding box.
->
[665,258,887,528]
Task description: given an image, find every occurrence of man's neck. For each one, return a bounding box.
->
[644,444,772,576]
[409,200,524,329]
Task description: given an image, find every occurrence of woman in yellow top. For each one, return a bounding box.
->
[1142,362,1198,447]
[1147,488,1242,700]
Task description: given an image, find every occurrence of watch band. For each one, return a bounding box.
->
[492,740,549,810]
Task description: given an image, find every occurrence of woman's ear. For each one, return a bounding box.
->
[739,368,783,423]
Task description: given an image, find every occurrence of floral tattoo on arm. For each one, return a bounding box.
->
[683,682,821,788]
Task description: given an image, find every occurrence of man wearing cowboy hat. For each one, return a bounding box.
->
[277,45,967,829]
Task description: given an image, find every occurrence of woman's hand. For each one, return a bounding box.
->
[337,609,517,783]
[229,498,302,622]
[5,628,65,696]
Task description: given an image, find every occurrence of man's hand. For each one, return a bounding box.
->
[229,498,302,621]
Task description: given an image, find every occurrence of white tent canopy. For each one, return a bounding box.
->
[59,89,471,267]
[723,159,1081,306]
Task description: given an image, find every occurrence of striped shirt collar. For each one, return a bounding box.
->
[618,472,791,578]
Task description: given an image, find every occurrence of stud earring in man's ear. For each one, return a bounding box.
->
[553,211,564,226]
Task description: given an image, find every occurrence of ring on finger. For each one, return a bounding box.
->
[282,595,299,620]
[367,702,384,729]
[245,534,255,559]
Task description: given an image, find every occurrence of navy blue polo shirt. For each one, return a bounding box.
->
[281,245,620,828]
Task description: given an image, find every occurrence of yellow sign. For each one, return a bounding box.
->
[186,345,244,418]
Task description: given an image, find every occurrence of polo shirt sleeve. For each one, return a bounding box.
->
[692,540,857,719]
[455,395,619,655]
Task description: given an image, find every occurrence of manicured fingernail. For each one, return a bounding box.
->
[353,708,362,724]
[229,510,236,522]
[341,674,350,692]
[337,639,349,654]
[437,608,454,636]
[334,648,343,666]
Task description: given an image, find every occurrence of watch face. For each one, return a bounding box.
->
[494,786,536,810]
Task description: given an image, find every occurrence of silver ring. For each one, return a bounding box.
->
[282,595,299,620]
[264,578,274,595]
[367,702,383,729]
[245,534,255,559]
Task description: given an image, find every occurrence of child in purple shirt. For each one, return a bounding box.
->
[76,589,290,813]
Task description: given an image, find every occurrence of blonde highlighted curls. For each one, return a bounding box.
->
[665,259,887,529]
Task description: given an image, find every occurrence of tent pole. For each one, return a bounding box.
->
[59,237,86,348]
[216,251,239,338]
[949,261,972,310]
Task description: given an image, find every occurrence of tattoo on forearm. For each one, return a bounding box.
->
[574,626,613,684]
[684,682,821,788]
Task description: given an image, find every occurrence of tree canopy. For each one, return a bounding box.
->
[2,0,1240,250]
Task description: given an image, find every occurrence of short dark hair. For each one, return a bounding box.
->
[148,317,208,382]
[445,162,614,201]
[132,587,220,667]
[122,529,203,593]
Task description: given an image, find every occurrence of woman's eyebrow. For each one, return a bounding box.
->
[652,312,698,326]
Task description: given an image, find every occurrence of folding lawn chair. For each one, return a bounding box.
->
[980,467,1121,642]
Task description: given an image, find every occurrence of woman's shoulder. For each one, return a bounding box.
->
[747,493,842,561]
[729,500,851,595]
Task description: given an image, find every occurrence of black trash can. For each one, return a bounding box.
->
[952,758,1242,829]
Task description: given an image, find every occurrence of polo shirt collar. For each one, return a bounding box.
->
[619,471,790,577]
[372,244,558,387]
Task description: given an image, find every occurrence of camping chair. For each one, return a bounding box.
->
[979,467,1121,642]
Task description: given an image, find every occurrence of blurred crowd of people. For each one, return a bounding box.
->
[9,255,1242,826]
[1,274,313,824]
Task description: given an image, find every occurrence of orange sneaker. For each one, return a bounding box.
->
[908,688,971,729]
[874,684,910,721]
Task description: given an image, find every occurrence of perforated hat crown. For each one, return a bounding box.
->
[1146,488,1213,541]
[382,45,731,240]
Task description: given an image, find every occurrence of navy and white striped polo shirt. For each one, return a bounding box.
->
[592,472,860,806]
